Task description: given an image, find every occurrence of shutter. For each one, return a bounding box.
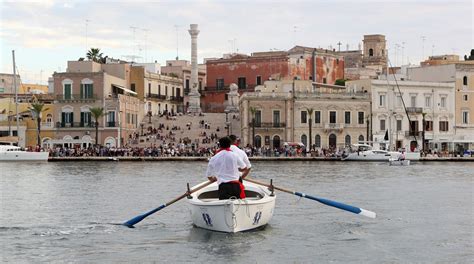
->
[70,113,74,126]
[89,84,93,99]
[80,112,84,126]
[80,84,83,99]
[61,112,66,127]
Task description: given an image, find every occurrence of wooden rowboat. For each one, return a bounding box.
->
[187,180,276,233]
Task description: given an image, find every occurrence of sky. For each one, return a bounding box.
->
[0,0,472,85]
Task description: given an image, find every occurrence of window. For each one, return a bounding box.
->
[273,110,280,126]
[158,85,161,96]
[439,121,449,132]
[165,86,168,97]
[345,111,351,124]
[463,94,468,101]
[462,111,469,124]
[369,48,374,56]
[80,111,91,126]
[131,83,136,92]
[396,120,402,131]
[463,76,468,86]
[380,119,386,131]
[358,112,364,124]
[329,111,336,124]
[315,111,321,124]
[345,135,351,146]
[0,88,4,93]
[410,121,419,133]
[397,95,402,107]
[64,84,72,99]
[238,77,246,89]
[323,78,327,84]
[255,110,262,126]
[358,135,364,143]
[425,121,433,131]
[185,79,190,90]
[256,76,262,86]
[440,97,447,108]
[148,83,151,97]
[410,95,417,107]
[61,112,73,126]
[199,80,202,91]
[216,78,224,90]
[301,135,307,147]
[379,94,386,107]
[301,111,307,124]
[315,135,321,148]
[425,96,431,108]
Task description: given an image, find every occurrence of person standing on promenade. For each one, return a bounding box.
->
[206,137,248,200]
[229,135,251,180]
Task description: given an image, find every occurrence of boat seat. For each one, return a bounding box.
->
[198,190,263,201]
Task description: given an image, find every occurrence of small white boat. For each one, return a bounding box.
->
[342,144,401,161]
[0,145,49,161]
[187,180,276,233]
[389,159,410,166]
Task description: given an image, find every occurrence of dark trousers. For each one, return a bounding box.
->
[218,182,241,200]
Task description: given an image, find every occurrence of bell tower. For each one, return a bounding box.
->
[362,34,387,73]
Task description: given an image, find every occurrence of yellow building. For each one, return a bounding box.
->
[20,83,49,94]
[0,97,55,148]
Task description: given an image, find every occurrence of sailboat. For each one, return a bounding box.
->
[0,50,49,161]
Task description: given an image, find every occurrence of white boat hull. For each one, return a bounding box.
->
[389,159,411,166]
[187,181,276,233]
[0,151,49,161]
[342,151,400,161]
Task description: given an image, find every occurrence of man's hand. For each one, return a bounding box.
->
[207,176,217,182]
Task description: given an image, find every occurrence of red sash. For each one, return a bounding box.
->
[229,180,246,199]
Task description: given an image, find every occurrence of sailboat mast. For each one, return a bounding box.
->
[12,50,19,140]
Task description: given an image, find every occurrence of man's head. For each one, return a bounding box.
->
[229,134,240,145]
[218,137,231,149]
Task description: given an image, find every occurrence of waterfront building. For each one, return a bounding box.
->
[130,65,184,116]
[347,79,455,153]
[161,60,207,98]
[239,80,370,150]
[50,60,143,148]
[407,60,474,153]
[204,46,345,112]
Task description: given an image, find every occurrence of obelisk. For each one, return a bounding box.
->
[187,24,201,113]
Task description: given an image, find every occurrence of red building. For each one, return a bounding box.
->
[202,46,345,112]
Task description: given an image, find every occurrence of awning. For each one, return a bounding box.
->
[112,84,137,95]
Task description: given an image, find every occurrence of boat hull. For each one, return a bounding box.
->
[187,181,276,233]
[0,151,49,161]
[342,151,400,161]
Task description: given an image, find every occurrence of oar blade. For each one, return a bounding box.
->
[359,208,377,219]
[123,204,166,228]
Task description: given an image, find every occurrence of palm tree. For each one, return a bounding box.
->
[90,107,104,147]
[29,102,49,147]
[86,48,104,63]
[249,107,257,146]
[306,107,314,152]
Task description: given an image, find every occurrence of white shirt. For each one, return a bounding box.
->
[206,150,246,185]
[230,145,252,169]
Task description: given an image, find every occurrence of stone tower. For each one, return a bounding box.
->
[362,34,387,73]
[187,24,201,113]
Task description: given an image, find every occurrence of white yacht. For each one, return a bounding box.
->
[341,144,401,161]
[0,145,49,161]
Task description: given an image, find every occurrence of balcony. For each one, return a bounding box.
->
[405,130,423,137]
[406,107,423,113]
[147,93,167,100]
[56,94,97,102]
[251,122,286,128]
[56,122,96,128]
[106,121,116,127]
[169,96,184,102]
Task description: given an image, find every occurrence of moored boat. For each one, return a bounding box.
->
[389,159,410,166]
[342,144,401,161]
[187,180,276,233]
[0,145,49,161]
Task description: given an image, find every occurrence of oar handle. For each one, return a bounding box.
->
[244,178,293,194]
[123,180,214,228]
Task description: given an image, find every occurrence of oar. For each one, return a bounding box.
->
[123,180,213,228]
[245,178,376,219]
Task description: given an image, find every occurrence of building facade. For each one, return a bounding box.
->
[50,61,143,148]
[205,46,345,112]
[130,66,184,115]
[347,79,455,153]
[240,80,370,150]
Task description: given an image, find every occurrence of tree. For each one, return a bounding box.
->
[335,79,347,86]
[29,102,49,147]
[249,107,257,147]
[86,48,104,63]
[90,107,105,146]
[305,107,314,152]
